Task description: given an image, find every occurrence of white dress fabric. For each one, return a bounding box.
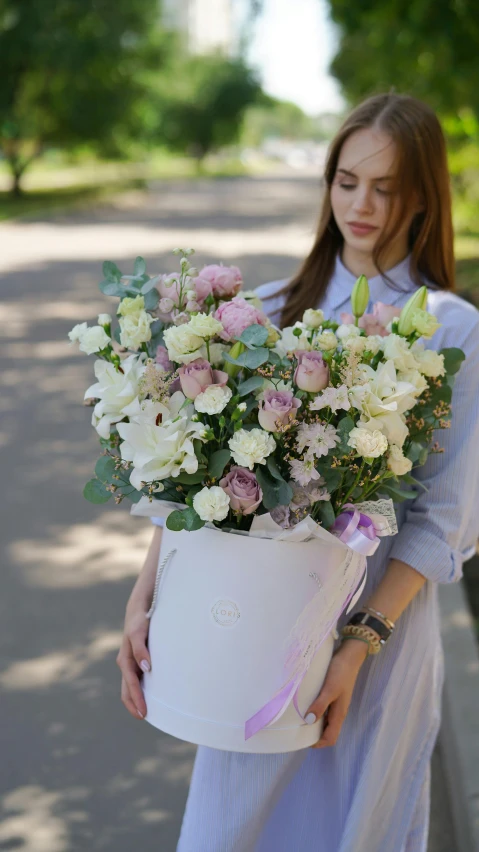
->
[153,253,479,852]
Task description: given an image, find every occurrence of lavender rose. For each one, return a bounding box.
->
[219,466,262,515]
[214,297,268,342]
[258,388,301,432]
[197,264,243,299]
[155,345,174,372]
[178,358,228,400]
[294,350,329,393]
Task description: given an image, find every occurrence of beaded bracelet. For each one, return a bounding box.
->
[340,624,382,655]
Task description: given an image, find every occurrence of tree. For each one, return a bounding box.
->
[153,53,261,163]
[327,0,479,120]
[0,0,170,194]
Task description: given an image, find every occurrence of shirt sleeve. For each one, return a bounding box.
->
[150,517,164,527]
[389,314,479,584]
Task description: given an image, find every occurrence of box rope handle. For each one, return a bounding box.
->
[146,549,177,620]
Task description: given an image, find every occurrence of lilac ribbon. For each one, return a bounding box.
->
[244,506,381,741]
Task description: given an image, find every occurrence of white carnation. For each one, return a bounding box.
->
[194,385,232,415]
[411,345,445,378]
[347,426,388,458]
[78,325,111,355]
[163,323,205,364]
[193,486,230,522]
[97,313,112,326]
[342,334,369,354]
[187,312,224,339]
[68,322,88,343]
[228,428,276,470]
[119,311,155,350]
[387,444,413,475]
[302,308,324,329]
[336,323,361,340]
[364,334,384,355]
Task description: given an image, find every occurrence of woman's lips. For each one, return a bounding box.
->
[347,222,378,237]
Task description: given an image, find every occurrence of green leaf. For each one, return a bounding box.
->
[268,351,282,366]
[183,507,205,531]
[255,466,280,509]
[125,489,143,503]
[113,326,121,344]
[237,375,264,397]
[266,456,284,481]
[377,483,418,502]
[83,479,112,504]
[276,480,293,506]
[99,280,123,297]
[405,441,424,463]
[317,500,336,530]
[224,347,269,370]
[208,449,231,480]
[175,468,207,485]
[134,256,146,276]
[440,347,466,375]
[166,510,186,531]
[316,465,342,492]
[336,415,355,452]
[102,261,122,283]
[95,455,117,483]
[141,275,162,295]
[143,289,159,311]
[237,324,269,348]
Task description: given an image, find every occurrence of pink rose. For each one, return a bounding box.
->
[198,264,243,299]
[155,345,174,372]
[258,389,301,432]
[340,301,401,337]
[219,467,262,515]
[294,350,329,392]
[178,358,228,400]
[214,297,268,341]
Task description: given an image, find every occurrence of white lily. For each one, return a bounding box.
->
[349,359,418,447]
[84,354,146,439]
[122,391,190,425]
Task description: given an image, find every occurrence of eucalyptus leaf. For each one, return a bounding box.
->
[83,478,112,504]
[143,289,159,311]
[316,466,342,492]
[208,449,231,480]
[276,480,293,506]
[255,466,281,510]
[166,510,186,531]
[113,326,122,344]
[141,275,162,295]
[336,415,355,452]
[266,456,284,482]
[183,507,205,531]
[317,500,336,530]
[102,261,122,283]
[175,468,207,485]
[134,256,146,276]
[237,375,264,397]
[440,347,466,375]
[237,324,269,348]
[99,280,123,297]
[224,347,269,370]
[95,455,117,483]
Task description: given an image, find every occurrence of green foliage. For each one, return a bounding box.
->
[0,0,171,193]
[166,507,205,532]
[152,53,261,160]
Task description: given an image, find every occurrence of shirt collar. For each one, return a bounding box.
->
[326,251,418,312]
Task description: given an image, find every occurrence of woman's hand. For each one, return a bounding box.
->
[306,639,369,749]
[116,602,152,720]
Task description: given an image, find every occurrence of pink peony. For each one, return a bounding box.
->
[219,466,262,515]
[155,345,174,372]
[294,350,329,393]
[258,389,301,432]
[214,297,268,342]
[340,301,401,337]
[178,358,228,400]
[197,264,243,299]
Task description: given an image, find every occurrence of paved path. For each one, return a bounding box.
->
[0,176,455,851]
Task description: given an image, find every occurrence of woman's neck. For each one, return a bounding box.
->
[340,242,410,280]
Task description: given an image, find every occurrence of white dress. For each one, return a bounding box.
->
[155,253,479,852]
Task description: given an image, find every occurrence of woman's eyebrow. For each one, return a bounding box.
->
[337,168,394,181]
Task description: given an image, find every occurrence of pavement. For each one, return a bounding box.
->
[0,175,457,850]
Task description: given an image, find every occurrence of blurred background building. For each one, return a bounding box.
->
[162,0,235,55]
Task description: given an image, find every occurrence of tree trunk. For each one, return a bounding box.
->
[11,170,24,197]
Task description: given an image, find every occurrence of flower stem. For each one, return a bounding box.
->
[338,458,366,509]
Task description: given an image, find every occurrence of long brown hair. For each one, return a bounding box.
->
[279,92,455,328]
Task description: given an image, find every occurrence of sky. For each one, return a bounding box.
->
[242,0,346,116]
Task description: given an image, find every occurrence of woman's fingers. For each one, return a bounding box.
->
[311,696,348,749]
[117,637,148,720]
[129,624,152,674]
[121,676,145,720]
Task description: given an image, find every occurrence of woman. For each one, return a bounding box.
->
[117,92,479,851]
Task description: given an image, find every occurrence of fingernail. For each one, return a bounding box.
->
[305,712,317,725]
[137,708,144,719]
[140,660,150,673]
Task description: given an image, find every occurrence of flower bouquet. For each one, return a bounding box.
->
[70,249,465,752]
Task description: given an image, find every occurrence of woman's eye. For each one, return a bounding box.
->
[376,188,392,195]
[339,184,356,191]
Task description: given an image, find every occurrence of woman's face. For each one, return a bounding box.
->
[330,127,420,265]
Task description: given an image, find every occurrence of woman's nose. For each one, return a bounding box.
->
[352,187,374,214]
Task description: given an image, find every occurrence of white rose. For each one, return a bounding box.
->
[314,330,338,352]
[119,311,154,350]
[343,334,369,354]
[78,325,111,355]
[163,324,205,364]
[411,309,441,339]
[241,290,263,310]
[68,322,88,343]
[411,345,445,378]
[187,312,224,339]
[387,444,413,475]
[363,335,384,355]
[193,486,230,522]
[228,428,276,469]
[117,295,145,317]
[194,385,232,415]
[347,427,388,458]
[302,308,324,329]
[97,313,112,326]
[397,369,428,396]
[336,323,361,340]
[381,334,418,372]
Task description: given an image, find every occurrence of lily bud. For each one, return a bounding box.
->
[224,341,245,378]
[397,286,428,336]
[351,275,370,319]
